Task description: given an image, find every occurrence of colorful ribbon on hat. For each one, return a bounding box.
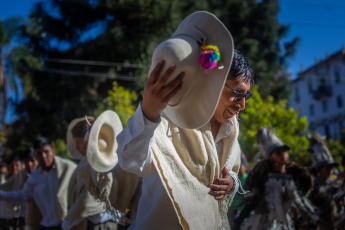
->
[85,115,93,134]
[200,45,221,72]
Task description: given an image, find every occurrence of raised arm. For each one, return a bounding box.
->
[117,60,184,176]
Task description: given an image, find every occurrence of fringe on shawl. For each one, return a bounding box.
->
[82,166,132,225]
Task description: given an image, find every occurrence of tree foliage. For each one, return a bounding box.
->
[3,0,299,156]
[94,81,137,127]
[239,87,310,165]
[326,138,345,171]
[208,0,299,99]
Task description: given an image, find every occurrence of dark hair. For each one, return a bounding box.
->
[0,162,7,168]
[33,137,51,150]
[9,155,22,163]
[228,49,254,86]
[72,119,91,138]
[23,147,35,159]
[342,155,345,166]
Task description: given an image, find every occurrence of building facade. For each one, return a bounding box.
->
[289,48,345,140]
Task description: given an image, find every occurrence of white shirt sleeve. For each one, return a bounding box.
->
[0,179,33,204]
[116,103,160,177]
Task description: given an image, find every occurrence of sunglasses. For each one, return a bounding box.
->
[224,84,253,102]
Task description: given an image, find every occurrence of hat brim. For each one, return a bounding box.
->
[315,160,339,170]
[150,11,234,129]
[66,116,94,160]
[86,110,123,173]
[267,145,290,156]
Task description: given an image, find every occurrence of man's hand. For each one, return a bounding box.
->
[208,167,234,200]
[141,60,184,122]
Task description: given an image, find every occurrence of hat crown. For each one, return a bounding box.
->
[254,127,287,161]
[149,11,234,129]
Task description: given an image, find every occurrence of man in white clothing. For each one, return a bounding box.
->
[117,11,254,230]
[0,137,76,230]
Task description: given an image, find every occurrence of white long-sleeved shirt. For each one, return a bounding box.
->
[0,166,61,227]
[117,104,238,230]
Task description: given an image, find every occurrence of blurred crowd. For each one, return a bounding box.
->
[0,125,344,230]
[228,128,345,230]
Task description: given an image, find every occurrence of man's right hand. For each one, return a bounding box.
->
[141,60,184,122]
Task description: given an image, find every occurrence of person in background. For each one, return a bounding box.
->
[8,156,23,178]
[0,162,8,181]
[0,148,39,230]
[308,131,344,230]
[0,155,24,229]
[234,127,316,230]
[0,137,77,230]
[62,117,118,230]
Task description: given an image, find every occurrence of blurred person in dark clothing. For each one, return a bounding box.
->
[234,127,316,230]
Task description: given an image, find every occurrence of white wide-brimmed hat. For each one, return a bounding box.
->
[149,11,234,129]
[86,110,123,173]
[66,116,94,160]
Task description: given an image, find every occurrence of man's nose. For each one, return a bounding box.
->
[236,98,246,111]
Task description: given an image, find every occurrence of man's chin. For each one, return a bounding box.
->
[226,115,235,122]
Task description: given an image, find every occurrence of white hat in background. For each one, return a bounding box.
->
[86,110,123,172]
[66,116,94,160]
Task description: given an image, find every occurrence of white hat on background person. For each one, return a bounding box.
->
[66,116,94,160]
[86,110,123,173]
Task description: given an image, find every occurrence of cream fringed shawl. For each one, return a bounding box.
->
[64,158,107,230]
[151,115,241,230]
[81,162,141,219]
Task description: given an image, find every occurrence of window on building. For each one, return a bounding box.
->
[294,87,300,103]
[337,95,343,108]
[334,67,341,83]
[308,81,313,93]
[334,71,340,83]
[320,78,326,85]
[325,125,330,138]
[309,104,314,116]
[322,100,328,112]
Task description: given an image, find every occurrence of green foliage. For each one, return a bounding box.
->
[326,138,345,170]
[208,0,299,99]
[239,86,310,165]
[51,138,71,159]
[0,21,9,45]
[2,0,299,156]
[95,81,137,127]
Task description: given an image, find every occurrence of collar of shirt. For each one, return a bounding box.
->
[37,163,57,174]
[214,120,234,144]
